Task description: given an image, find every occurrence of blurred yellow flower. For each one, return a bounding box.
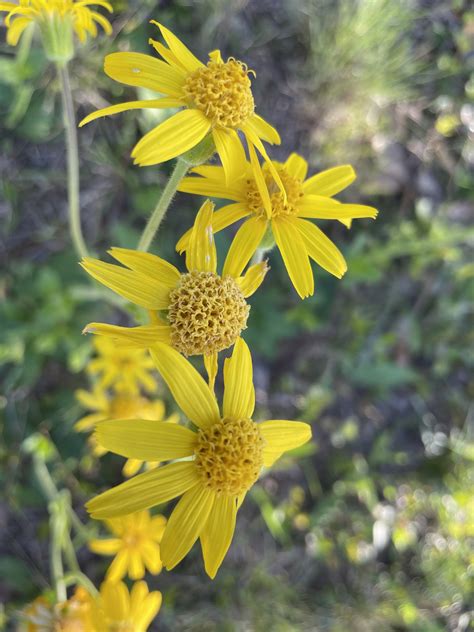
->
[89,510,166,581]
[79,21,281,184]
[75,386,178,477]
[87,338,312,578]
[177,153,378,298]
[91,580,161,632]
[19,587,93,631]
[0,0,112,57]
[81,200,268,387]
[86,336,158,395]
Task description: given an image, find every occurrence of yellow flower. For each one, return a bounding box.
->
[75,386,178,477]
[89,510,166,581]
[177,153,379,298]
[86,336,158,395]
[19,587,93,631]
[79,21,282,184]
[86,338,312,578]
[0,1,112,54]
[91,580,161,632]
[80,200,268,387]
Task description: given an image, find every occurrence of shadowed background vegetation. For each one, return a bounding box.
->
[1,0,473,630]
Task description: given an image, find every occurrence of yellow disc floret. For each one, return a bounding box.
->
[194,418,265,495]
[183,58,255,128]
[247,164,304,219]
[168,271,249,356]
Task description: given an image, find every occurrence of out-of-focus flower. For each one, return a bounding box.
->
[86,337,157,395]
[89,510,166,581]
[91,580,161,632]
[80,200,268,387]
[80,21,281,184]
[75,386,178,477]
[86,338,312,578]
[177,153,378,298]
[18,587,93,631]
[0,0,112,62]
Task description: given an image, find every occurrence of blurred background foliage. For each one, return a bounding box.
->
[1,0,473,630]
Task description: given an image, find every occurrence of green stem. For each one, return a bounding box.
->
[50,500,67,602]
[138,158,189,252]
[57,63,89,259]
[64,572,99,598]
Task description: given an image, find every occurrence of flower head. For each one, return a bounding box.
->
[86,338,312,578]
[0,1,112,61]
[89,510,166,581]
[177,153,379,298]
[86,336,158,396]
[80,200,269,386]
[75,386,177,477]
[79,22,281,183]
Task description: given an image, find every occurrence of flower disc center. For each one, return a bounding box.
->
[183,58,255,128]
[247,165,304,219]
[168,271,249,356]
[194,418,265,495]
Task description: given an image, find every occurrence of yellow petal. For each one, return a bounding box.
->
[297,196,378,220]
[284,153,308,180]
[248,141,272,218]
[88,538,122,556]
[122,459,142,478]
[80,258,170,310]
[272,217,314,299]
[83,322,171,348]
[260,420,312,466]
[176,203,250,254]
[108,248,180,288]
[129,581,162,627]
[236,260,269,298]
[6,17,30,46]
[244,114,281,144]
[178,174,245,202]
[223,338,255,419]
[222,217,267,279]
[129,551,145,579]
[148,37,183,70]
[150,21,204,73]
[243,129,286,197]
[160,486,215,570]
[141,541,162,574]
[101,580,130,619]
[212,127,248,184]
[150,343,220,429]
[200,494,237,578]
[295,218,347,278]
[303,165,356,197]
[204,352,218,391]
[74,413,105,432]
[96,419,196,461]
[87,462,199,519]
[132,109,211,166]
[186,199,217,273]
[104,52,186,97]
[79,98,182,127]
[105,550,129,582]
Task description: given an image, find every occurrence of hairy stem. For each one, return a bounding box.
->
[138,158,188,252]
[57,63,89,259]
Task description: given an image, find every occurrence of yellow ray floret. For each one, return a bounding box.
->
[74,384,178,477]
[90,581,161,632]
[177,153,379,299]
[86,338,312,579]
[79,21,281,183]
[89,510,166,581]
[80,199,269,386]
[0,1,113,47]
